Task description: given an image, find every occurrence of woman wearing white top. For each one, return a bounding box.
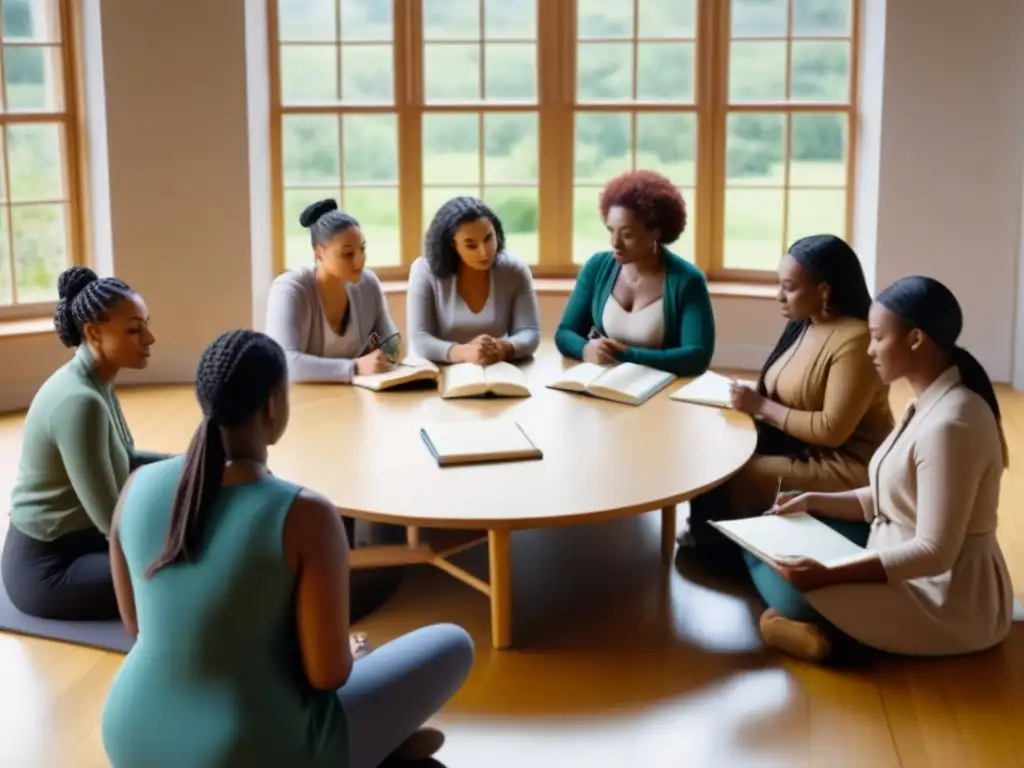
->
[749,275,1015,663]
[265,199,401,383]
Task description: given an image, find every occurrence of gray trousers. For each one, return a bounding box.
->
[338,623,474,768]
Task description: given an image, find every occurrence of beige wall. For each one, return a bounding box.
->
[0,0,1021,413]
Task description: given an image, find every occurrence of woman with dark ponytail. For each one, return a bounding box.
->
[682,235,894,549]
[742,276,1015,664]
[1,266,162,621]
[102,330,474,768]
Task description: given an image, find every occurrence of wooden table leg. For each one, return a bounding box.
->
[487,529,512,650]
[661,505,677,564]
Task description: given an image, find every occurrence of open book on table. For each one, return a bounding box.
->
[546,361,675,406]
[352,356,440,392]
[420,419,543,467]
[441,361,530,399]
[709,513,870,569]
[670,370,758,408]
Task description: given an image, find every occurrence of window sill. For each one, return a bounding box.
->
[0,317,53,339]
[380,279,778,300]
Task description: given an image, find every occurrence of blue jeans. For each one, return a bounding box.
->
[743,517,871,623]
[339,623,474,768]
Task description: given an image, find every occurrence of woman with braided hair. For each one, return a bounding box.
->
[1,265,164,621]
[265,198,402,383]
[101,329,474,768]
[407,195,540,364]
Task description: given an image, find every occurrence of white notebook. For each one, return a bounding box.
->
[670,370,757,408]
[352,357,440,392]
[547,361,675,406]
[709,513,869,568]
[419,419,542,467]
[441,361,530,399]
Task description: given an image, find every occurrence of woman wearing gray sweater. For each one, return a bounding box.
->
[265,199,401,383]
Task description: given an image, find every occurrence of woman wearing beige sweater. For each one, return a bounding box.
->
[749,276,1015,663]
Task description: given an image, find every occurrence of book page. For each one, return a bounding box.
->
[352,364,436,391]
[483,361,530,396]
[670,370,736,406]
[422,419,536,459]
[442,363,487,397]
[589,362,674,401]
[711,513,866,567]
[549,361,608,391]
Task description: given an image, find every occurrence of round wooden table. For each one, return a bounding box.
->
[111,342,757,650]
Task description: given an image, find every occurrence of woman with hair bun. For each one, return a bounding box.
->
[265,198,401,383]
[747,276,1015,664]
[555,169,715,376]
[1,265,163,620]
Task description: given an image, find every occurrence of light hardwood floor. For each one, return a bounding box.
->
[0,379,1022,768]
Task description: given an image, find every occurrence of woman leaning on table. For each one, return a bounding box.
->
[554,169,715,377]
[265,198,402,383]
[682,235,894,550]
[101,329,474,767]
[747,276,1014,663]
[1,266,167,621]
[406,195,540,366]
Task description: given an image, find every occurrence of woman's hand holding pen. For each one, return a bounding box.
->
[728,379,764,415]
[355,349,394,375]
[583,327,626,365]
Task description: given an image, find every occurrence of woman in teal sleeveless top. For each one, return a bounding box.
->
[101,330,474,767]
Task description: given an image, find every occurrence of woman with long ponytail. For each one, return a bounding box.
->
[739,276,1015,665]
[102,330,474,767]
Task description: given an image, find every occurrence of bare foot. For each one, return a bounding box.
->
[758,608,831,662]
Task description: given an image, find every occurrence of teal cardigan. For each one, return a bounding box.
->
[554,249,716,376]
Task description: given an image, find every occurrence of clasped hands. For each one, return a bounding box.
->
[450,334,514,366]
[583,336,627,365]
[760,490,834,592]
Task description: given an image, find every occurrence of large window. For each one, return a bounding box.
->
[0,0,82,315]
[270,0,858,280]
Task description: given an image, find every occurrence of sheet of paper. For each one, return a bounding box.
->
[712,513,866,566]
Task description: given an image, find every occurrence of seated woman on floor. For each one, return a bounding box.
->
[682,235,894,549]
[1,266,165,621]
[747,276,1014,663]
[406,195,540,365]
[101,329,474,768]
[554,170,715,377]
[265,198,401,383]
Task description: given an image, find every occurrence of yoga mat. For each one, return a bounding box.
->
[0,584,133,653]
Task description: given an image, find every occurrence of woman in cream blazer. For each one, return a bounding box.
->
[747,276,1014,662]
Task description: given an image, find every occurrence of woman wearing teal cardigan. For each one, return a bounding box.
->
[1,267,165,621]
[555,170,715,376]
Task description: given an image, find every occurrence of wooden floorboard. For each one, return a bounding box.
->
[0,378,1021,767]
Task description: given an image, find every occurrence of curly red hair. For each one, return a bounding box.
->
[598,169,687,245]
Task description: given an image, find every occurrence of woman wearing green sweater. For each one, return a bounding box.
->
[555,170,716,376]
[1,266,165,621]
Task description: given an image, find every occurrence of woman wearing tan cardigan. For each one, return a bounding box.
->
[683,235,894,548]
[750,276,1014,662]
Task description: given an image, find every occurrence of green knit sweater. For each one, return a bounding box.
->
[554,249,716,376]
[9,345,165,542]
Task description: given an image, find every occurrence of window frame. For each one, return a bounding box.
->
[0,0,88,321]
[268,0,861,283]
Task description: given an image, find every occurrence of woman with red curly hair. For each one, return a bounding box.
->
[554,170,715,377]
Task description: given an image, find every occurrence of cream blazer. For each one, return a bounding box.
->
[807,366,1014,656]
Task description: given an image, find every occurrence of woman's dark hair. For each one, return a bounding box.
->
[423,195,506,279]
[300,198,360,248]
[876,275,1008,465]
[598,169,687,245]
[52,266,135,348]
[757,235,872,394]
[145,329,288,578]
